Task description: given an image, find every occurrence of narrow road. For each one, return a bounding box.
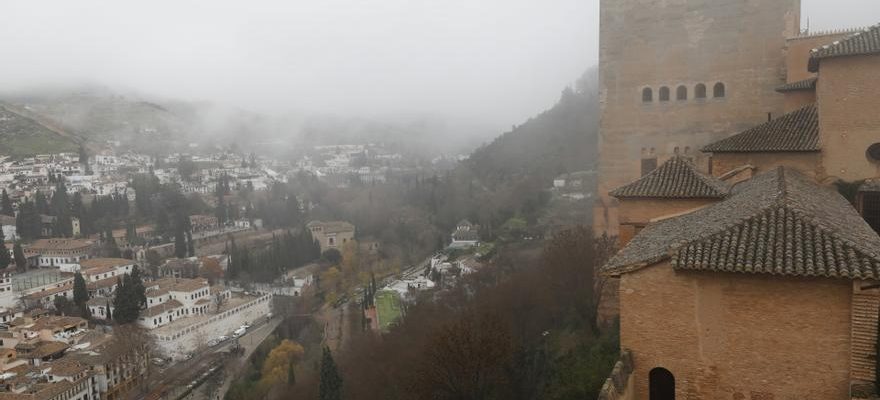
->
[133,317,282,400]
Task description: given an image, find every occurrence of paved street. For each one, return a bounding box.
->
[132,316,282,400]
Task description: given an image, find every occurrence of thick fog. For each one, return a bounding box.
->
[0,0,877,132]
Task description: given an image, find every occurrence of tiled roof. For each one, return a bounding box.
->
[28,316,86,331]
[142,299,183,317]
[30,341,69,358]
[702,104,819,153]
[22,283,73,301]
[79,258,133,271]
[775,77,817,92]
[86,277,119,290]
[307,220,355,234]
[809,23,880,72]
[29,239,94,252]
[609,156,728,199]
[603,167,880,279]
[860,179,880,193]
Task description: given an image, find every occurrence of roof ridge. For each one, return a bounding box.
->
[610,155,728,199]
[701,104,819,153]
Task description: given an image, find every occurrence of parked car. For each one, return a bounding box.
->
[218,335,230,342]
[208,339,220,347]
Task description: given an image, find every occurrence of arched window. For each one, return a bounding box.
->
[642,88,653,102]
[713,82,726,98]
[649,368,675,400]
[694,83,707,99]
[676,86,687,100]
[659,87,670,102]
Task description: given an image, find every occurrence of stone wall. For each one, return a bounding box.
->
[598,349,635,400]
[594,0,799,237]
[155,293,273,359]
[817,55,880,182]
[619,262,852,399]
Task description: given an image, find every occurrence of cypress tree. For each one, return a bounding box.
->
[0,229,11,269]
[35,191,49,215]
[319,346,342,400]
[287,358,296,386]
[175,228,187,258]
[112,275,139,324]
[13,243,27,272]
[106,299,113,321]
[130,266,146,309]
[186,231,195,257]
[0,190,11,217]
[73,273,88,307]
[104,228,121,258]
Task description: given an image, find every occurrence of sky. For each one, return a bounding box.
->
[0,0,877,131]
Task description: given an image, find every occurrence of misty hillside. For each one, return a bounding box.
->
[0,104,80,157]
[1,86,495,158]
[464,69,598,189]
[2,87,201,152]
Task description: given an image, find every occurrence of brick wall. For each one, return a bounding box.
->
[617,198,717,245]
[850,281,880,385]
[785,33,850,83]
[619,262,852,399]
[817,55,880,182]
[594,0,798,237]
[711,151,820,179]
[783,90,816,113]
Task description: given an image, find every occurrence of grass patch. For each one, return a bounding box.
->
[375,290,402,331]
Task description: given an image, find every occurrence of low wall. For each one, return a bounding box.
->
[155,294,273,359]
[598,349,634,400]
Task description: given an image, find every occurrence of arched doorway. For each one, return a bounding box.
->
[649,367,675,400]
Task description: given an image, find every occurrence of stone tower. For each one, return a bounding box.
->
[593,0,801,236]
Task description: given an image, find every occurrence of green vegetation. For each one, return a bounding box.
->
[0,107,79,157]
[112,266,146,324]
[374,290,402,331]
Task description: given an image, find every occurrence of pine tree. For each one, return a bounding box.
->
[0,190,12,217]
[73,273,88,307]
[13,243,27,272]
[0,229,10,269]
[319,346,342,400]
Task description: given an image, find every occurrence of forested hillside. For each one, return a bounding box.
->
[465,68,598,189]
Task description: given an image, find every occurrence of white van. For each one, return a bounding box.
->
[233,327,246,337]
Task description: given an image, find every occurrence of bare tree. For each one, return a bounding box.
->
[108,324,158,391]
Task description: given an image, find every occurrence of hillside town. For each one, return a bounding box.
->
[0,1,878,400]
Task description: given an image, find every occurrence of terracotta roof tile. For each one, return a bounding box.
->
[702,104,819,153]
[610,156,729,199]
[775,77,817,92]
[603,167,880,279]
[809,23,880,71]
[142,299,183,318]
